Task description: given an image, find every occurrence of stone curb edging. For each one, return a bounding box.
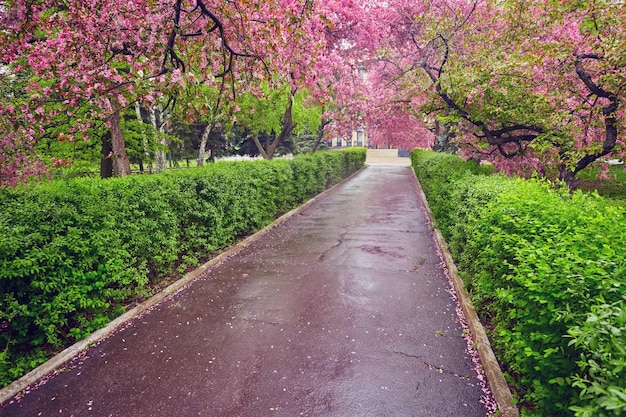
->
[412,173,520,417]
[0,166,366,406]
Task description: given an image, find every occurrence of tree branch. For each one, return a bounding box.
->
[421,39,543,159]
[570,53,620,177]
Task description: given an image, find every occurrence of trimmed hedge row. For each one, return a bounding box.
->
[0,148,366,387]
[411,150,626,417]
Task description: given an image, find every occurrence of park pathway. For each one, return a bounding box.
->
[2,163,489,417]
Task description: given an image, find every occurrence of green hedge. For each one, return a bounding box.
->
[411,150,626,417]
[410,150,492,236]
[0,148,365,387]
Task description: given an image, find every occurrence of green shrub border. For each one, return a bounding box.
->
[411,149,626,417]
[0,149,366,388]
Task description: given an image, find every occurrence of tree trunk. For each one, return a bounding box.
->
[155,149,167,173]
[556,55,621,189]
[253,92,295,160]
[432,121,443,151]
[432,121,457,153]
[252,135,270,159]
[100,132,113,179]
[135,102,153,173]
[108,107,131,176]
[197,124,212,167]
[558,166,579,190]
[150,107,168,173]
[311,117,331,153]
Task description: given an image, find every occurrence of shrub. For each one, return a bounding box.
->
[0,148,365,387]
[410,149,491,235]
[411,150,626,417]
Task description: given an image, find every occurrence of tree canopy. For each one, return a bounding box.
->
[1,0,624,187]
[364,0,626,186]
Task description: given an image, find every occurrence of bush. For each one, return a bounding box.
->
[410,149,491,235]
[0,148,365,387]
[411,150,626,417]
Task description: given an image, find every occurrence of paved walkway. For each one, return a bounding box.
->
[1,165,489,417]
[365,149,412,166]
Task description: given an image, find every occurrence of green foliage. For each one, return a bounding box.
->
[567,297,626,417]
[410,149,492,235]
[0,148,365,387]
[235,82,322,139]
[412,150,626,417]
[577,165,626,201]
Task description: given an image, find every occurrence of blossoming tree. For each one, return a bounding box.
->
[370,0,625,186]
[0,0,374,183]
[3,0,622,188]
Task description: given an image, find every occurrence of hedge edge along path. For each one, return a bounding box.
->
[411,171,519,417]
[0,165,366,406]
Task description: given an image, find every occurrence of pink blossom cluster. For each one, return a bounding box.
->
[347,0,625,180]
[1,0,624,185]
[0,0,387,184]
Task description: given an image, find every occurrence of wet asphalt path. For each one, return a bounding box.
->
[2,165,488,417]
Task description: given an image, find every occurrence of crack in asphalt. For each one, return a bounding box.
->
[387,349,424,360]
[422,361,475,380]
[388,350,476,380]
[318,231,349,262]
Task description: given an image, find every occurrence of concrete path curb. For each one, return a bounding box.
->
[0,168,365,406]
[411,173,520,417]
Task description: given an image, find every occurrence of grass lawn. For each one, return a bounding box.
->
[577,164,626,201]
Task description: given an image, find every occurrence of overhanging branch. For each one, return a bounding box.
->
[420,37,543,159]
